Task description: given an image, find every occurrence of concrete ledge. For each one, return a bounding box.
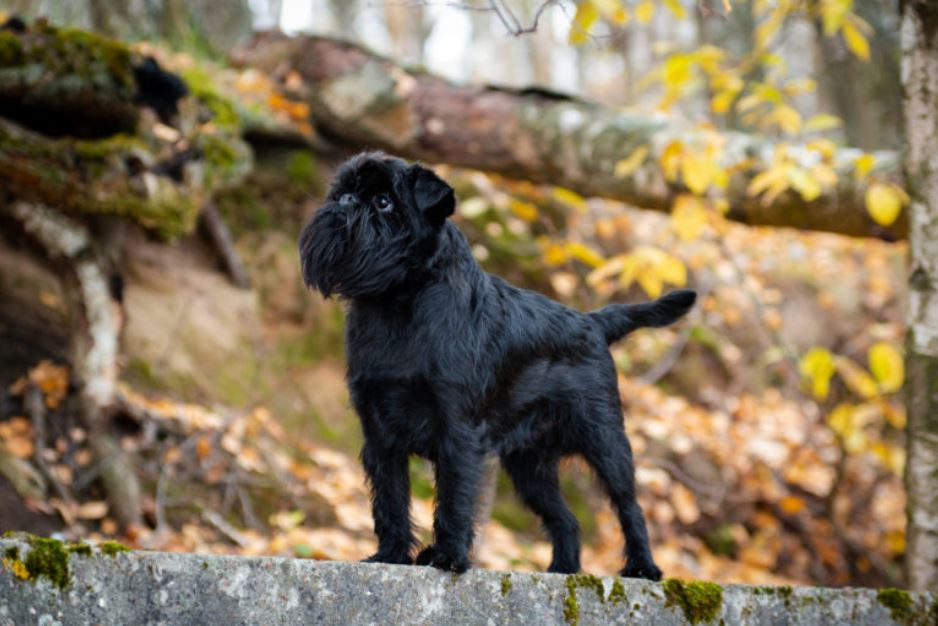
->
[0,537,935,625]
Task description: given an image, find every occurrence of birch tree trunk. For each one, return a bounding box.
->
[901,0,938,592]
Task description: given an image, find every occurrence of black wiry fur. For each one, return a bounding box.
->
[299,152,696,578]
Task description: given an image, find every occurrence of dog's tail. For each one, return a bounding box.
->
[589,290,697,344]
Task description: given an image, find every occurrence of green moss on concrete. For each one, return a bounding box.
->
[67,542,92,557]
[501,573,512,597]
[562,576,579,625]
[23,536,71,589]
[608,577,627,605]
[99,541,130,556]
[3,546,18,560]
[561,573,610,625]
[662,578,723,625]
[877,588,914,623]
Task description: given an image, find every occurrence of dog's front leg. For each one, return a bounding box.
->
[415,429,484,573]
[361,441,415,565]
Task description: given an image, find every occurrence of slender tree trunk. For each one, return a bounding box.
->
[902,0,938,592]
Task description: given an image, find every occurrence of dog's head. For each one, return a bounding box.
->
[299,152,455,299]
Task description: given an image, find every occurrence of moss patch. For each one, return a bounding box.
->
[562,576,579,625]
[99,540,130,556]
[22,536,71,589]
[67,541,92,557]
[3,546,19,560]
[501,573,512,597]
[562,574,609,625]
[662,578,723,625]
[877,588,914,623]
[608,577,627,605]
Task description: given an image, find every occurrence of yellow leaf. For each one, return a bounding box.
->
[865,183,904,226]
[842,19,870,61]
[509,199,539,222]
[807,139,837,160]
[799,347,836,399]
[660,141,684,182]
[657,255,687,286]
[569,1,599,45]
[804,113,842,132]
[827,403,855,437]
[747,165,787,197]
[755,14,781,48]
[711,90,736,114]
[552,187,589,211]
[722,0,732,14]
[635,0,655,24]
[870,441,905,476]
[638,272,663,298]
[787,167,821,201]
[822,0,852,35]
[779,495,806,515]
[854,153,876,180]
[681,151,716,195]
[544,243,568,266]
[671,195,709,241]
[834,357,879,399]
[614,145,650,177]
[587,256,626,286]
[663,54,693,88]
[663,0,687,18]
[774,104,802,134]
[869,342,904,393]
[565,242,605,268]
[618,255,640,289]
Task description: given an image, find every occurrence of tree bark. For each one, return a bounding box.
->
[235,33,905,240]
[902,0,938,592]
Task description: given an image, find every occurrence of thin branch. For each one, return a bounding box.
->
[25,384,74,507]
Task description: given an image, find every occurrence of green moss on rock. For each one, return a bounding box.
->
[3,546,19,560]
[877,588,914,623]
[501,573,512,597]
[662,578,723,625]
[23,536,71,589]
[67,541,92,557]
[99,540,130,556]
[608,577,627,605]
[562,576,579,625]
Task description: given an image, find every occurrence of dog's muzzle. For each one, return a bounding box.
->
[299,202,350,297]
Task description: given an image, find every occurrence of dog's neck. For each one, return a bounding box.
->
[349,222,484,309]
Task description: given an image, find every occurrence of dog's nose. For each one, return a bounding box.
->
[339,193,356,207]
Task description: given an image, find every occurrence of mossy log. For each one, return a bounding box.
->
[235,33,905,240]
[0,24,253,240]
[0,24,138,138]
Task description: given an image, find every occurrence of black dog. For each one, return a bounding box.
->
[299,152,695,580]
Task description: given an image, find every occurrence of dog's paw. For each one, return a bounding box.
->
[620,560,663,581]
[362,551,413,566]
[547,561,580,575]
[415,545,470,573]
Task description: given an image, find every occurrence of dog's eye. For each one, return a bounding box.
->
[373,194,393,213]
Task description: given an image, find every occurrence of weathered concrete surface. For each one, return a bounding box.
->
[0,538,935,626]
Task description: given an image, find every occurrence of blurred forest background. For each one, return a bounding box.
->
[0,0,932,591]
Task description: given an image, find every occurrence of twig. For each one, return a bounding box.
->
[201,507,253,547]
[24,384,73,506]
[198,200,251,289]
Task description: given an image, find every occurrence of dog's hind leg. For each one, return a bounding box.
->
[501,450,581,574]
[580,423,663,581]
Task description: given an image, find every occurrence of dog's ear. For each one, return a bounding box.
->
[411,164,455,225]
